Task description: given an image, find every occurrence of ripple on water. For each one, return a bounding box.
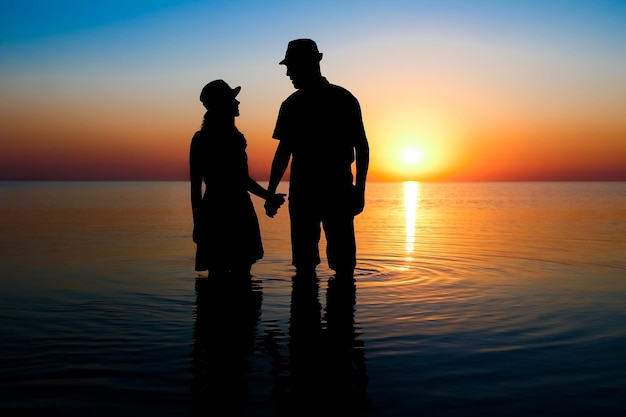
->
[354,255,480,288]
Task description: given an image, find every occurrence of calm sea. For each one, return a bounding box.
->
[1,181,625,416]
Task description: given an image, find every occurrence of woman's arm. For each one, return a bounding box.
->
[246,177,270,200]
[189,135,204,242]
[246,176,286,218]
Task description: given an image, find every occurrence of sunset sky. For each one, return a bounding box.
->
[1,0,625,181]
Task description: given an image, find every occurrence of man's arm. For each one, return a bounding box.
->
[267,140,291,194]
[265,140,291,217]
[353,136,369,215]
[355,137,369,192]
[351,93,369,215]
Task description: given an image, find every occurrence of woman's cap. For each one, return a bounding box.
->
[200,80,241,104]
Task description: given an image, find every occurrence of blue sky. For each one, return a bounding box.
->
[1,0,625,180]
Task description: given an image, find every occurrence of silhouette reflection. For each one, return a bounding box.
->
[190,275,262,416]
[324,276,369,414]
[190,272,368,415]
[284,275,324,413]
[277,275,369,415]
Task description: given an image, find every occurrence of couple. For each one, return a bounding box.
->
[190,39,370,279]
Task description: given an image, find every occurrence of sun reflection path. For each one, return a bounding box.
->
[403,181,420,260]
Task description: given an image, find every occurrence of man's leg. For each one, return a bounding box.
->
[289,201,321,275]
[323,213,356,276]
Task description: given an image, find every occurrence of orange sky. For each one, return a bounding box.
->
[1,1,625,181]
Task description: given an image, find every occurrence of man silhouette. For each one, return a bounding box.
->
[266,39,369,278]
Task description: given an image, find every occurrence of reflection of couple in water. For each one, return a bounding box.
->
[190,266,368,416]
[189,38,370,280]
[190,276,263,416]
[279,274,370,415]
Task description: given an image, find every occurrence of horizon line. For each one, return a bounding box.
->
[1,179,625,183]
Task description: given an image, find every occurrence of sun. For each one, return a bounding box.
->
[373,129,457,181]
[401,147,424,165]
[371,119,465,181]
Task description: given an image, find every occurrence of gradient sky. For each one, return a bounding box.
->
[1,0,625,181]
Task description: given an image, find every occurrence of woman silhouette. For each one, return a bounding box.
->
[190,80,284,277]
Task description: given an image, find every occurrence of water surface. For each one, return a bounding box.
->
[1,181,625,416]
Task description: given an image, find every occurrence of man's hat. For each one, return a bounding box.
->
[279,39,323,65]
[200,79,241,104]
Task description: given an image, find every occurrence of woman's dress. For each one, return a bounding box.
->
[190,120,263,271]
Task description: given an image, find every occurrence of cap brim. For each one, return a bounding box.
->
[233,86,241,96]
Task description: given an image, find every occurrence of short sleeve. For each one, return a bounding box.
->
[272,101,289,141]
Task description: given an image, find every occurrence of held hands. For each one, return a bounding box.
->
[265,193,286,218]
